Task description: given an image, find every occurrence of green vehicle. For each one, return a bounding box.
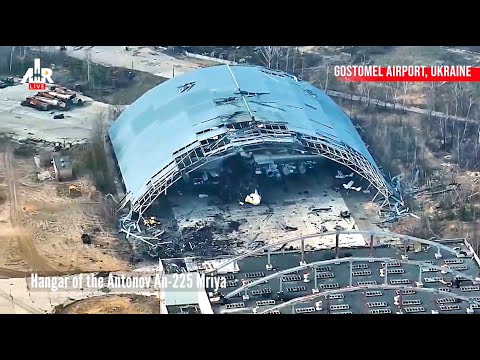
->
[0,77,14,88]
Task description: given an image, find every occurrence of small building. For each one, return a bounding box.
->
[52,154,74,181]
[161,272,214,314]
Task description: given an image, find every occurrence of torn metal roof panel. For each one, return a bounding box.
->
[109,64,395,213]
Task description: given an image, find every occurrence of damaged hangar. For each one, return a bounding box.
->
[108,64,398,221]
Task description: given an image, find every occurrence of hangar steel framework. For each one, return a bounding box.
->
[207,230,465,276]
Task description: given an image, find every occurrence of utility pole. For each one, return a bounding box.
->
[85,49,91,84]
[9,46,15,73]
[301,56,305,78]
[20,46,26,72]
[324,63,330,92]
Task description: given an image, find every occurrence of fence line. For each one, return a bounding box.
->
[326,89,479,125]
[184,51,237,66]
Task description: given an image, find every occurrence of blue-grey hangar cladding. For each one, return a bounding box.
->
[108,64,398,216]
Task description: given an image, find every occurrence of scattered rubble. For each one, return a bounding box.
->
[81,234,92,245]
[37,170,53,181]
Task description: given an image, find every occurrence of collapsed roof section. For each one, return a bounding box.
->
[108,64,398,215]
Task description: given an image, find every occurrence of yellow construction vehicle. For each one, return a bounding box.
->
[143,217,159,227]
[68,185,81,198]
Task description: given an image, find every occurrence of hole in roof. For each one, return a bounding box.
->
[310,119,333,130]
[214,96,241,106]
[236,90,269,97]
[304,88,316,98]
[260,69,287,78]
[178,81,196,93]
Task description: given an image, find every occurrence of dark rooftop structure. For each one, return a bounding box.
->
[166,304,202,314]
[161,233,480,314]
[52,154,73,181]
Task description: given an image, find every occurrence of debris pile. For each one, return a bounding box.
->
[406,182,458,199]
[180,222,223,255]
[119,216,172,257]
[37,170,53,181]
[81,233,92,244]
[119,205,249,259]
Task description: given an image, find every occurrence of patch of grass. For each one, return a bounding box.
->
[13,144,36,158]
[72,120,115,194]
[371,46,442,66]
[88,71,167,105]
[459,203,475,222]
[408,214,444,240]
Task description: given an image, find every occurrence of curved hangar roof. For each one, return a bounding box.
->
[109,64,396,214]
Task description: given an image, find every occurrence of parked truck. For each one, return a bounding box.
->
[38,91,74,104]
[49,86,83,106]
[51,86,76,97]
[21,97,51,111]
[0,77,14,89]
[34,94,69,110]
[21,85,81,111]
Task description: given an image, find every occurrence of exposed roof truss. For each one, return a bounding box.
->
[120,124,397,215]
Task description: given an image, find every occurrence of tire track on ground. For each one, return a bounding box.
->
[3,143,59,275]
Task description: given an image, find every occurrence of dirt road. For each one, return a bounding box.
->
[2,143,59,276]
[0,267,28,279]
[0,140,130,279]
[4,144,19,224]
[0,285,43,314]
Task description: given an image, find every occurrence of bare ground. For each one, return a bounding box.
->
[54,294,160,314]
[0,141,131,277]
